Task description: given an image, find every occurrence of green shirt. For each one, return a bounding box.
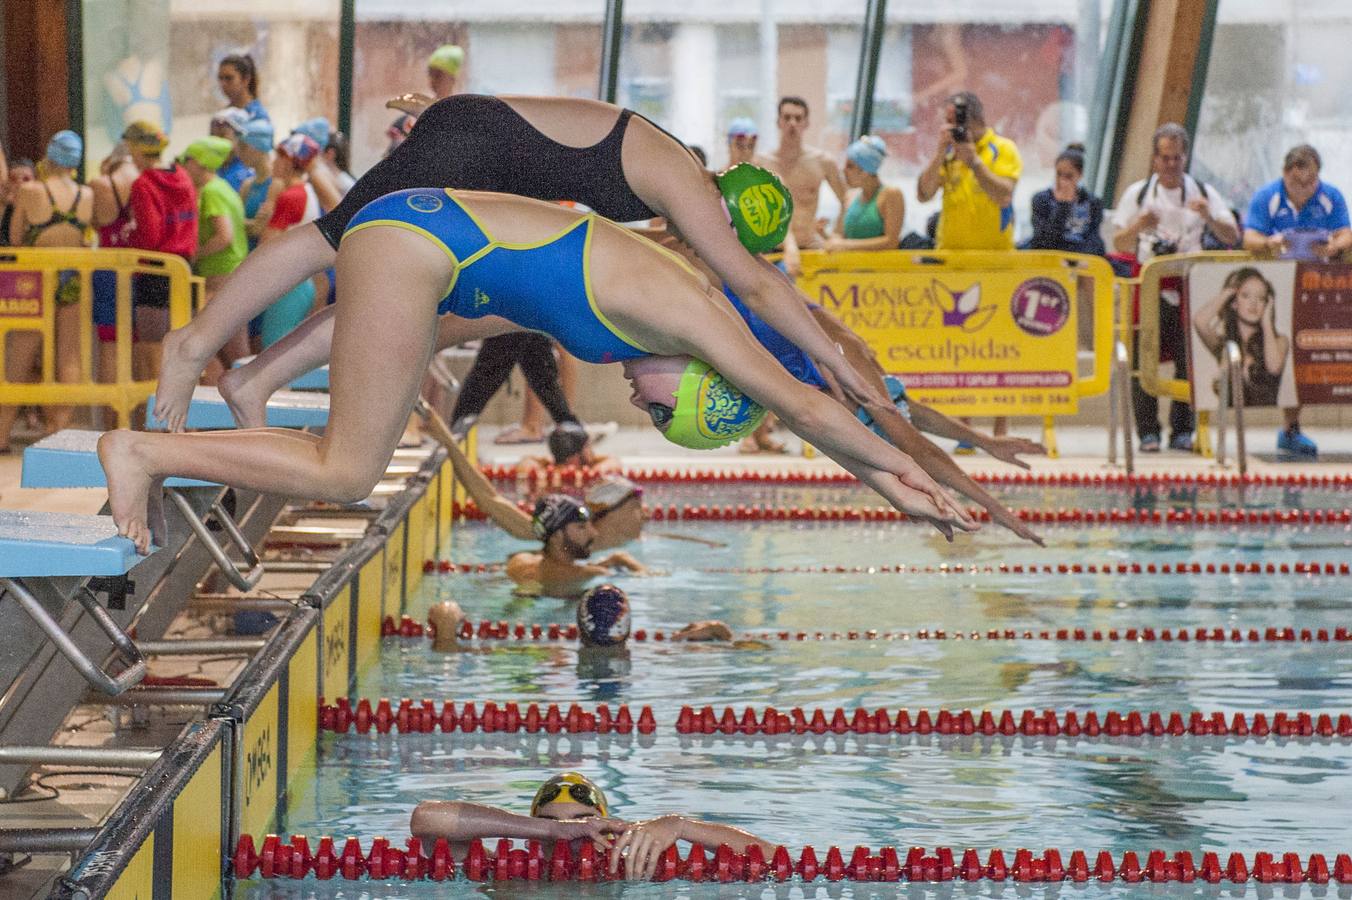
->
[195,176,247,277]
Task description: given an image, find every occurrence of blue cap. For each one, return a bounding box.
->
[727,117,758,138]
[292,117,331,149]
[577,584,631,647]
[241,119,274,153]
[211,107,251,136]
[846,135,886,175]
[46,131,83,169]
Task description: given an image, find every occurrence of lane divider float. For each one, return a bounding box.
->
[234,835,1352,884]
[318,697,1352,741]
[384,614,1352,645]
[450,499,1352,527]
[481,463,1352,491]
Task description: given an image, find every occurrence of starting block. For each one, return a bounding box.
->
[144,386,329,430]
[22,430,264,592]
[232,356,329,391]
[0,509,146,694]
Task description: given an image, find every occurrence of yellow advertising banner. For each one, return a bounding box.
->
[797,252,1101,417]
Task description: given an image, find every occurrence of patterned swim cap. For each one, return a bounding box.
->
[577,584,631,647]
[715,163,793,254]
[531,494,590,543]
[661,359,766,450]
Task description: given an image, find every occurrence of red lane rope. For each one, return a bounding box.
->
[451,500,1352,527]
[383,614,1352,645]
[319,697,1352,741]
[424,557,1352,577]
[234,834,1352,884]
[481,463,1352,491]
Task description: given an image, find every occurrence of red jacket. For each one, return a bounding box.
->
[128,164,198,260]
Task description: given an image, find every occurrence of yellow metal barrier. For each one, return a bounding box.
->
[0,248,194,428]
[795,250,1116,456]
[1132,251,1250,456]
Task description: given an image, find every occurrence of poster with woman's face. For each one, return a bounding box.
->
[1188,260,1298,411]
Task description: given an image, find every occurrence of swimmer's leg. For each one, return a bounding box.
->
[217,303,338,428]
[103,227,441,553]
[157,225,336,432]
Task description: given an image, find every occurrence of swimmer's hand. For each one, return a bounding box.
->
[601,552,647,575]
[987,504,1046,547]
[549,816,629,853]
[854,462,979,541]
[980,435,1048,469]
[610,816,685,881]
[386,92,433,117]
[671,621,734,642]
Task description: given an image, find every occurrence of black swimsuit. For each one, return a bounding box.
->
[315,94,668,248]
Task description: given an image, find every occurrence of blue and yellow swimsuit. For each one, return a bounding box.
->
[342,188,652,365]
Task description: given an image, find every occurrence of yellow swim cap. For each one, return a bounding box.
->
[427,44,464,77]
[661,359,766,450]
[531,773,609,817]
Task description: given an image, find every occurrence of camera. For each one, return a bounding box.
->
[950,97,969,143]
[1150,237,1179,257]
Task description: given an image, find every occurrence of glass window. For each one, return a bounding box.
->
[351,3,604,174]
[1193,2,1352,220]
[81,0,339,169]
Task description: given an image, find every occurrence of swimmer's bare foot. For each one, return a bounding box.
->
[217,363,270,429]
[98,430,156,555]
[154,327,210,433]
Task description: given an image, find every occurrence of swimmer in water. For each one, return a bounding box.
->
[410,772,775,881]
[101,189,977,554]
[155,94,894,434]
[515,422,623,478]
[506,496,646,592]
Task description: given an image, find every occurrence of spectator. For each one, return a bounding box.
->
[427,45,464,100]
[726,117,757,167]
[0,157,36,247]
[255,133,321,348]
[1239,144,1350,458]
[755,96,847,277]
[323,131,356,195]
[237,120,276,247]
[1111,122,1239,453]
[180,137,247,379]
[124,120,198,378]
[825,135,905,252]
[0,131,93,448]
[210,108,253,192]
[1026,142,1105,256]
[386,114,415,157]
[217,53,268,123]
[90,143,140,396]
[917,91,1022,447]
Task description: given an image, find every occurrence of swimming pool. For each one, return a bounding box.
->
[239,486,1351,896]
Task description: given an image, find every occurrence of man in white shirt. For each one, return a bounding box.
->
[1111,122,1239,453]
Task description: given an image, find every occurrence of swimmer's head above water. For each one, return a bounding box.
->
[622,356,765,451]
[586,477,644,544]
[577,584,632,648]
[532,494,596,558]
[530,772,610,819]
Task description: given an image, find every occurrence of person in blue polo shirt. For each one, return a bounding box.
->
[1241,144,1351,458]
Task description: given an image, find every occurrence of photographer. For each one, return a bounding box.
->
[1111,122,1238,453]
[917,91,1021,447]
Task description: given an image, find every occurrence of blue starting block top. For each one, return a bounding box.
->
[0,509,142,577]
[22,431,215,489]
[233,356,329,391]
[145,386,330,430]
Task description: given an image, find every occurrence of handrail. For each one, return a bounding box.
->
[1216,339,1247,475]
[1109,340,1134,473]
[165,491,265,592]
[1,579,145,695]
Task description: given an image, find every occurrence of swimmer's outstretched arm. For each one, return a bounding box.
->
[609,816,776,880]
[411,801,626,851]
[418,401,537,540]
[156,225,336,431]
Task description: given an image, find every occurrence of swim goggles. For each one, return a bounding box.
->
[531,774,609,817]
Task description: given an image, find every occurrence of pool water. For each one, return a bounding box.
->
[242,486,1352,898]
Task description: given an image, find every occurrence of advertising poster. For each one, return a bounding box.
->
[801,267,1080,416]
[1291,264,1352,404]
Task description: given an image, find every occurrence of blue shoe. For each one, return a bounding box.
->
[1168,431,1194,452]
[1139,433,1161,453]
[1277,426,1317,458]
[954,440,976,455]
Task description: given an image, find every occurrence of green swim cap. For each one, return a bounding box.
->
[662,359,766,450]
[715,163,793,254]
[427,44,464,77]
